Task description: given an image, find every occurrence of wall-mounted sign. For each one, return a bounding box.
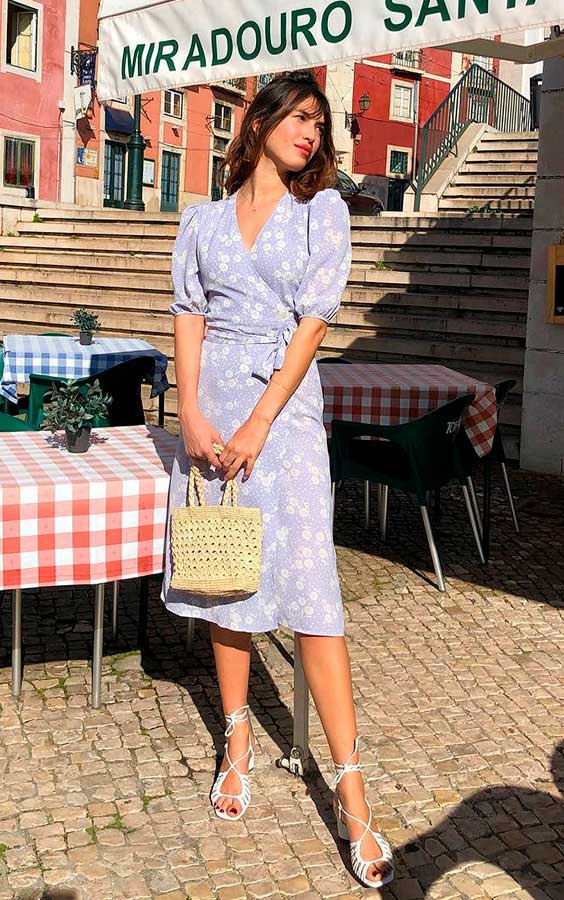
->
[143,158,155,186]
[547,245,564,325]
[77,147,98,168]
[74,84,93,120]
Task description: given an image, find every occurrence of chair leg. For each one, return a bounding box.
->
[111,582,119,640]
[364,481,370,528]
[331,482,336,527]
[467,476,483,540]
[501,462,520,533]
[420,506,445,592]
[379,485,389,541]
[186,618,195,651]
[462,485,486,565]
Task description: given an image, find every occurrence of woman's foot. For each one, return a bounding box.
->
[332,739,394,888]
[211,706,256,819]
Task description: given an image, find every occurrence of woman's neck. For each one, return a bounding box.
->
[242,156,288,205]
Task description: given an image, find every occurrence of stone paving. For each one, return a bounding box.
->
[1,466,564,900]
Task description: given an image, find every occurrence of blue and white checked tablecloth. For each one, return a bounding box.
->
[0,335,169,403]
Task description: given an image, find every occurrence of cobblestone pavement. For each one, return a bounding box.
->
[1,467,564,900]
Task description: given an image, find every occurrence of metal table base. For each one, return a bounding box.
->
[11,584,106,709]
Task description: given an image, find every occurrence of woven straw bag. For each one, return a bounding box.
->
[170,452,262,596]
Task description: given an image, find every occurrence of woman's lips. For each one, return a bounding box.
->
[295,145,312,158]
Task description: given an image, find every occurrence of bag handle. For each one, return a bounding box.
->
[187,443,238,508]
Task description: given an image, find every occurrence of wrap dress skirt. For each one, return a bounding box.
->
[161,187,352,636]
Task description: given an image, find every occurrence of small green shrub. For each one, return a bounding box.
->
[71,307,101,334]
[41,379,111,434]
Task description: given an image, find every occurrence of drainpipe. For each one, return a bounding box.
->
[412,79,420,203]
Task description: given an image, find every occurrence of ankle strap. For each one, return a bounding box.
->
[225,705,250,738]
[331,737,363,790]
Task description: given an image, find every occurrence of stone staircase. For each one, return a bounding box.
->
[439,130,538,215]
[0,204,532,451]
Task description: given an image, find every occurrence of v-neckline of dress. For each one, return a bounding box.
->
[232,189,288,255]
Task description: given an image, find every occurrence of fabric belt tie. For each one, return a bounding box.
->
[205,319,298,382]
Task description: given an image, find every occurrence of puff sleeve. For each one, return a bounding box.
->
[169,204,208,316]
[294,189,351,323]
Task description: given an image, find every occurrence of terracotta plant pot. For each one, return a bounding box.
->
[79,331,93,345]
[65,426,91,453]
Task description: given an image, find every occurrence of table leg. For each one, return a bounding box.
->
[276,634,310,777]
[482,453,492,564]
[12,589,22,699]
[92,584,105,709]
[138,577,149,651]
[158,393,165,428]
[186,618,195,651]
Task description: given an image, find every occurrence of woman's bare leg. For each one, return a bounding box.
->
[209,623,254,817]
[296,633,390,883]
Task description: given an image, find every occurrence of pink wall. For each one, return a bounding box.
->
[0,0,66,201]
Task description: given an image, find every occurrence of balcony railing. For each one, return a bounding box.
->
[392,50,422,70]
[415,64,532,210]
[215,77,247,94]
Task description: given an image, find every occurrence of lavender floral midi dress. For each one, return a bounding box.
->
[161,188,352,636]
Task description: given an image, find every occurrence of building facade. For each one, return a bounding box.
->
[0,0,78,203]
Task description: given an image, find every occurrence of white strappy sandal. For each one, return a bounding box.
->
[331,738,395,890]
[210,704,255,821]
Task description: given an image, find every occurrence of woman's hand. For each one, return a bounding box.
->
[220,412,271,482]
[180,406,224,469]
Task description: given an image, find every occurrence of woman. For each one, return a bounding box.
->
[162,71,394,890]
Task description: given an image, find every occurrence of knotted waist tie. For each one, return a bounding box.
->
[205,318,298,382]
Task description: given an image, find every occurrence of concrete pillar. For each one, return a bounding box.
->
[520,55,564,475]
[497,29,544,96]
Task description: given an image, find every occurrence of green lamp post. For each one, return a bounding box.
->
[124,94,145,211]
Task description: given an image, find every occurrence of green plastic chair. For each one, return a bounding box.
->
[330,394,485,592]
[457,379,519,537]
[0,410,34,431]
[41,332,68,337]
[25,357,154,430]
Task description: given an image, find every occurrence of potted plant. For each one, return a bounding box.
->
[41,379,111,453]
[71,307,101,345]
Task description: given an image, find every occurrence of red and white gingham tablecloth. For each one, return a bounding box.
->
[320,363,497,457]
[0,425,177,591]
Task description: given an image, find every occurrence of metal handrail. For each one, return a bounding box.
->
[415,64,532,211]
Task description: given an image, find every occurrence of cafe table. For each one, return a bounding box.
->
[0,334,169,426]
[0,425,177,707]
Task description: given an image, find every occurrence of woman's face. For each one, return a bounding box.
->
[263,97,325,173]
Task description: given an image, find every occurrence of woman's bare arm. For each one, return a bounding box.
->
[175,314,224,468]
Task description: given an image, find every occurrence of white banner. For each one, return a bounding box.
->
[97,0,562,100]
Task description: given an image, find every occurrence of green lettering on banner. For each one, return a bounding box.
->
[237,20,262,60]
[458,0,489,14]
[507,0,516,6]
[415,0,451,27]
[182,34,206,69]
[212,28,233,65]
[121,44,144,79]
[291,8,317,50]
[384,0,413,32]
[144,42,155,75]
[265,14,287,54]
[525,0,537,5]
[321,0,352,44]
[154,39,178,72]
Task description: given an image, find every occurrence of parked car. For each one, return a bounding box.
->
[336,170,383,216]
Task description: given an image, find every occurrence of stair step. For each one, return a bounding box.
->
[352,230,532,250]
[438,198,535,212]
[0,235,175,254]
[453,174,536,186]
[336,306,526,340]
[351,247,531,270]
[352,215,534,233]
[473,139,538,152]
[323,327,525,366]
[0,249,172,272]
[467,151,538,162]
[342,287,528,313]
[16,221,180,238]
[0,265,172,292]
[349,265,529,293]
[480,131,538,142]
[461,161,537,174]
[28,207,181,223]
[0,282,171,312]
[442,185,536,199]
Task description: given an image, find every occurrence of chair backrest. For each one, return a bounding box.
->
[494,379,516,408]
[0,410,34,432]
[41,332,68,337]
[95,356,153,426]
[26,373,103,430]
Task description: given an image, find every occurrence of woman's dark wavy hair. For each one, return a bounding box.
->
[222,71,337,202]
